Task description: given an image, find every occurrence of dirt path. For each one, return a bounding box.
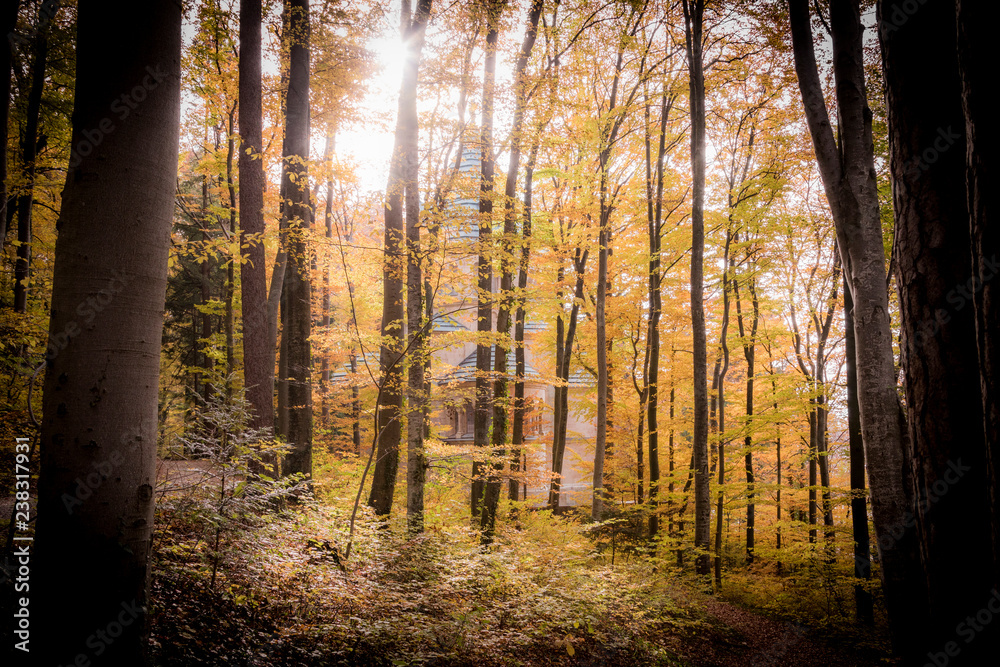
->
[683,598,891,667]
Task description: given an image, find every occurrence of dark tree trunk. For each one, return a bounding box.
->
[713,232,732,589]
[845,276,873,624]
[404,0,433,534]
[682,0,711,577]
[879,0,995,659]
[644,89,669,537]
[734,275,758,563]
[320,133,334,429]
[482,0,542,540]
[957,0,1000,595]
[472,0,502,521]
[0,0,20,251]
[549,248,586,509]
[224,110,237,396]
[772,370,782,572]
[509,143,539,501]
[13,1,56,313]
[280,0,312,479]
[369,0,421,515]
[34,2,181,663]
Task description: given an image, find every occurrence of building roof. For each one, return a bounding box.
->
[431,313,469,332]
[438,345,541,385]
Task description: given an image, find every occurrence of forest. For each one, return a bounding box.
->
[0,0,997,665]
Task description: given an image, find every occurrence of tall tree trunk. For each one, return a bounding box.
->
[666,371,675,536]
[369,0,421,515]
[239,0,273,431]
[200,184,215,397]
[683,0,711,577]
[549,248,586,509]
[713,232,732,589]
[845,276,873,624]
[482,0,541,540]
[280,0,312,478]
[735,275,758,563]
[0,0,20,252]
[224,109,237,397]
[320,133,334,429]
[791,1,926,653]
[772,368,782,573]
[404,0,433,534]
[878,0,994,659]
[13,1,56,314]
[472,0,502,521]
[509,142,539,501]
[644,88,669,536]
[34,3,181,662]
[956,0,1000,596]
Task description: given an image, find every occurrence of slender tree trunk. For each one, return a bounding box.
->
[472,0,503,521]
[320,133,334,429]
[549,249,586,509]
[482,0,541,539]
[510,141,540,501]
[369,0,419,515]
[772,370,782,573]
[13,1,55,314]
[34,3,181,662]
[713,233,732,589]
[645,88,669,536]
[791,1,927,652]
[280,0,312,479]
[0,0,20,252]
[683,0,711,577]
[224,110,237,397]
[878,0,994,659]
[667,377,675,537]
[845,276,873,624]
[735,276,758,563]
[404,0,433,534]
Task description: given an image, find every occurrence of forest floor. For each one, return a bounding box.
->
[147,462,896,667]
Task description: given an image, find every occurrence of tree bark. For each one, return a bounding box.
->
[280,0,312,479]
[790,0,926,653]
[34,2,180,662]
[0,0,20,252]
[482,0,541,540]
[713,232,732,589]
[878,0,995,659]
[735,274,758,563]
[13,1,56,313]
[845,276,873,624]
[510,142,539,501]
[956,0,1000,595]
[549,248,586,509]
[404,0,433,535]
[644,89,669,537]
[472,0,503,521]
[682,0,711,577]
[369,0,419,515]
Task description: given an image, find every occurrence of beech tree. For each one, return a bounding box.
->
[878,0,997,659]
[682,0,711,577]
[369,0,433,516]
[788,0,925,651]
[33,1,181,662]
[280,0,312,478]
[239,0,273,432]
